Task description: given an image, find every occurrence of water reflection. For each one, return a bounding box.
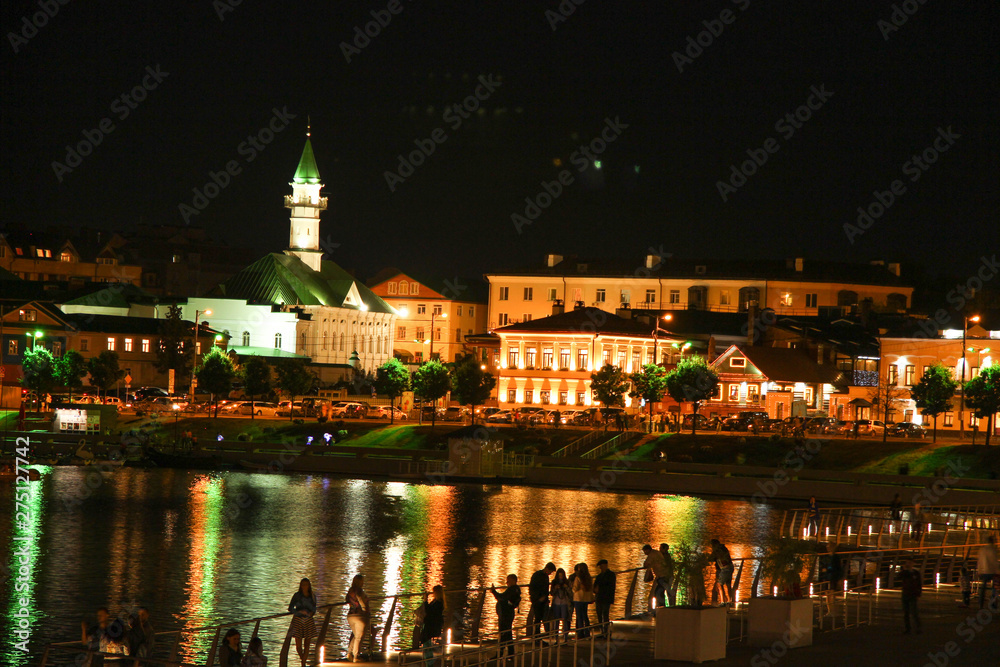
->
[1,468,779,665]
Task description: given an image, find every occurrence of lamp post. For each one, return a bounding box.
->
[429,311,447,361]
[189,309,212,402]
[651,314,673,365]
[26,330,44,351]
[960,315,979,439]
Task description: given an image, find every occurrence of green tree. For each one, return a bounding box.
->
[630,363,670,433]
[87,350,123,403]
[155,303,192,388]
[412,359,450,429]
[867,374,909,443]
[240,355,272,421]
[665,356,719,435]
[274,358,315,420]
[196,348,238,418]
[590,363,630,430]
[374,358,410,424]
[450,354,496,423]
[910,363,958,443]
[55,349,88,402]
[965,364,1000,446]
[21,347,58,413]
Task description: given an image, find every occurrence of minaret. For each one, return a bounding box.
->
[284,121,327,272]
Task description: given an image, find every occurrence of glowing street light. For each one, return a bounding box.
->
[25,330,44,350]
[960,315,980,438]
[189,309,212,402]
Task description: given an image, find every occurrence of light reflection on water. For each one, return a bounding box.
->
[1,468,779,665]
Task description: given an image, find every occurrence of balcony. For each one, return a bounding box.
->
[284,195,328,210]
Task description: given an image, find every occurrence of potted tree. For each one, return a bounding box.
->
[654,543,727,663]
[748,538,818,649]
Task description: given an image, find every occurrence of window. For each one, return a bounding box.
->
[508,348,519,367]
[96,257,116,265]
[730,357,746,368]
[387,282,397,294]
[415,351,423,362]
[60,251,72,262]
[523,287,533,301]
[669,290,680,304]
[398,280,409,294]
[804,387,814,406]
[577,391,586,405]
[729,384,741,401]
[541,348,553,368]
[645,289,656,303]
[457,305,463,316]
[780,293,793,307]
[468,306,474,317]
[720,290,730,306]
[497,313,509,326]
[577,348,588,370]
[8,340,17,356]
[806,293,818,308]
[602,348,612,365]
[322,331,328,350]
[888,365,898,385]
[398,326,407,339]
[455,328,462,342]
[124,338,133,352]
[630,351,640,370]
[410,283,419,295]
[547,288,558,301]
[107,337,116,351]
[525,347,537,368]
[559,349,570,369]
[434,327,441,341]
[275,333,282,348]
[52,341,62,357]
[540,390,550,405]
[617,349,626,368]
[242,331,250,346]
[905,364,915,385]
[524,390,533,404]
[747,385,759,403]
[417,304,427,315]
[944,411,954,427]
[620,289,630,304]
[80,338,89,352]
[19,309,36,322]
[507,389,517,403]
[498,287,509,301]
[522,314,532,322]
[340,334,345,351]
[432,304,442,315]
[573,288,583,303]
[559,391,568,405]
[196,342,202,354]
[416,327,425,341]
[971,366,980,378]
[595,289,606,303]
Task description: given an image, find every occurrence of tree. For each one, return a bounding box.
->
[155,303,192,388]
[630,363,670,433]
[21,348,58,413]
[55,349,88,402]
[241,355,272,421]
[196,348,238,418]
[867,374,909,443]
[965,364,1000,446]
[87,351,123,402]
[665,356,719,435]
[450,354,496,423]
[910,363,958,443]
[374,358,410,424]
[412,360,450,430]
[590,363,630,430]
[274,358,315,420]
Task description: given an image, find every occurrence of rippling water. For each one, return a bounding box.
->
[2,467,780,665]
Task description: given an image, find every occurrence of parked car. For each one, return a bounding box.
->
[148,396,187,411]
[681,414,710,429]
[444,406,469,422]
[478,407,502,419]
[889,422,926,438]
[135,387,170,401]
[559,409,583,424]
[841,419,886,435]
[420,405,446,420]
[372,405,408,420]
[241,402,280,417]
[330,401,368,418]
[486,410,514,423]
[219,400,249,414]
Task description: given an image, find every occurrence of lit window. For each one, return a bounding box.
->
[410,283,418,295]
[124,338,133,352]
[524,390,533,404]
[729,384,741,401]
[387,282,397,294]
[417,304,427,315]
[547,288,558,301]
[60,252,72,262]
[944,411,954,427]
[620,289,630,304]
[540,390,550,405]
[720,290,730,306]
[905,365,915,385]
[107,337,116,351]
[52,341,62,357]
[780,293,793,307]
[141,339,150,353]
[559,391,568,405]
[617,349,627,368]
[542,348,553,368]
[525,347,537,368]
[577,392,585,405]
[560,349,570,369]
[18,309,36,322]
[888,365,898,385]
[432,304,442,315]
[507,389,517,403]
[577,349,588,370]
[508,349,519,367]
[730,357,746,368]
[602,348,611,365]
[7,340,17,356]
[196,342,202,354]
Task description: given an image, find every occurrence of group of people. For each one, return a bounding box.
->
[641,540,734,610]
[80,606,155,665]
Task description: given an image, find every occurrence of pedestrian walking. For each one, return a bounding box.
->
[593,559,616,633]
[420,585,445,667]
[219,629,243,666]
[977,535,999,610]
[910,502,925,541]
[241,637,267,667]
[527,563,556,637]
[659,544,677,606]
[490,574,521,658]
[572,563,594,638]
[807,496,820,537]
[287,578,317,667]
[549,568,572,642]
[641,544,669,611]
[710,539,734,605]
[345,574,370,663]
[900,560,922,634]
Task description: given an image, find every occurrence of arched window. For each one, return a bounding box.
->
[399,280,408,295]
[275,332,282,349]
[339,333,345,351]
[301,332,307,351]
[242,331,250,346]
[322,331,328,350]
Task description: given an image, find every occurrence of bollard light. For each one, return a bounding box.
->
[936,573,940,586]
[843,580,848,593]
[876,577,880,591]
[446,629,452,645]
[773,586,778,597]
[847,526,851,536]
[927,522,931,533]
[804,527,809,538]
[319,647,325,663]
[868,525,873,535]
[889,524,893,534]
[825,527,830,537]
[809,583,814,596]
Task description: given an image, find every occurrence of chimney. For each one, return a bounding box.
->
[817,343,824,365]
[545,254,563,268]
[573,300,586,311]
[707,335,717,362]
[645,253,662,269]
[551,299,564,316]
[794,257,804,272]
[888,262,900,277]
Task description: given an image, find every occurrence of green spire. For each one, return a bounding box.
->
[292,127,322,184]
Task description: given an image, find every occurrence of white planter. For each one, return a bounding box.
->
[747,597,813,648]
[654,606,727,663]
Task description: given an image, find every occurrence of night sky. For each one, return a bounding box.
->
[2,1,997,282]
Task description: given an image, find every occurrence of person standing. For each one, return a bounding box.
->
[641,544,668,611]
[899,560,922,634]
[287,578,317,667]
[527,563,556,637]
[889,493,903,521]
[490,574,521,658]
[959,566,973,609]
[658,544,677,606]
[241,637,267,667]
[572,563,595,639]
[420,585,445,667]
[219,629,243,666]
[81,607,112,667]
[710,539,734,605]
[910,503,925,541]
[807,497,820,537]
[549,568,572,642]
[977,535,999,610]
[593,560,616,633]
[345,574,370,663]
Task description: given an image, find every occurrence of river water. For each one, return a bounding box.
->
[2,467,780,665]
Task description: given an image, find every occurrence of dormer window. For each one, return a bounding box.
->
[730,357,746,368]
[60,252,72,262]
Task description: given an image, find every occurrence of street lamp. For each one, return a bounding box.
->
[429,311,447,361]
[189,309,212,401]
[25,330,44,350]
[960,315,979,438]
[651,314,673,365]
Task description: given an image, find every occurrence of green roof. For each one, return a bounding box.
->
[292,139,322,184]
[228,346,311,360]
[215,252,397,314]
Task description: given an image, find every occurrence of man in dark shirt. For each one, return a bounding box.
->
[491,574,521,657]
[593,559,617,633]
[710,539,734,605]
[900,560,922,634]
[527,562,556,637]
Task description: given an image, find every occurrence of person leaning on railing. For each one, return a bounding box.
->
[419,585,445,666]
[345,574,370,663]
[490,575,521,657]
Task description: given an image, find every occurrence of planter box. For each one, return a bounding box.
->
[654,605,727,663]
[747,597,813,648]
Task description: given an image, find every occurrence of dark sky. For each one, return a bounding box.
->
[2,1,997,282]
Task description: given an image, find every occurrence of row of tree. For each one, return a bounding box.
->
[21,348,125,408]
[909,362,1000,445]
[373,356,497,426]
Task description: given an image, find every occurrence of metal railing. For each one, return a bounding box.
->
[581,432,641,459]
